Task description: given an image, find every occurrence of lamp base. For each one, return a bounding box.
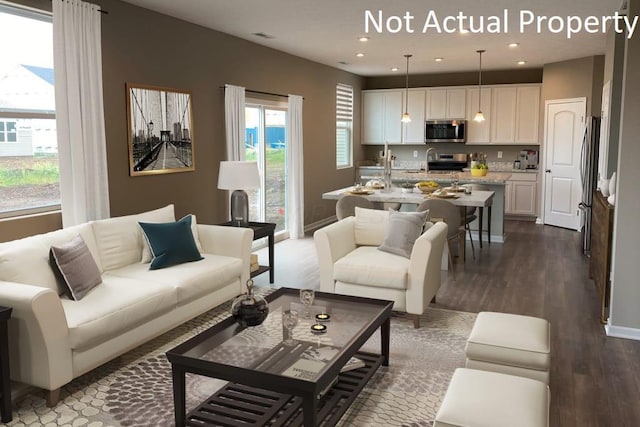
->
[230,189,249,226]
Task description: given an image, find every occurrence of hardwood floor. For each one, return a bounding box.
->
[256,220,640,426]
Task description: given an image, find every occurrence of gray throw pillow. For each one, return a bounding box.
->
[49,235,102,301]
[378,210,430,258]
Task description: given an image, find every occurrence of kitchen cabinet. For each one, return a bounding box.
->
[490,87,517,143]
[504,172,537,216]
[515,86,540,143]
[465,87,492,144]
[490,85,540,144]
[402,89,426,144]
[362,90,403,145]
[426,88,466,120]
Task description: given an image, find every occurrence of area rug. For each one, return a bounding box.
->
[5,290,476,427]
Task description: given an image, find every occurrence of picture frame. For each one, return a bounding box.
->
[126,83,195,176]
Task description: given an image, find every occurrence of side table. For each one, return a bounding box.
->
[219,221,276,284]
[0,306,12,423]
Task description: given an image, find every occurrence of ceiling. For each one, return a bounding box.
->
[120,0,625,76]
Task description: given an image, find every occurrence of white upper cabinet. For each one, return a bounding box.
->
[490,85,540,145]
[363,84,539,146]
[402,89,426,144]
[490,87,518,143]
[446,89,467,119]
[515,86,540,144]
[362,90,403,145]
[466,87,492,144]
[426,88,466,120]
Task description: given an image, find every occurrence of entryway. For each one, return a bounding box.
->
[543,97,586,230]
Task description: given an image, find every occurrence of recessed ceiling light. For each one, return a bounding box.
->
[434,57,444,62]
[359,37,369,42]
[508,43,520,48]
[356,53,364,57]
[252,32,275,39]
[391,67,399,72]
[517,60,527,65]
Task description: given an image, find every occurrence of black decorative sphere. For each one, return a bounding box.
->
[231,279,269,327]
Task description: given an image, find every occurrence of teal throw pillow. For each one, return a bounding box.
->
[139,215,203,270]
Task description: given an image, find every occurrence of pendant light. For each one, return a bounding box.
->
[401,54,412,123]
[473,49,486,123]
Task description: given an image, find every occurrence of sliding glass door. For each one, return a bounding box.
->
[245,101,288,236]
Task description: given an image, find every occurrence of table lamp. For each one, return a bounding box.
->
[217,161,260,226]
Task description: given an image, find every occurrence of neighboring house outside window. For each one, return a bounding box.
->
[0,4,59,218]
[336,83,353,169]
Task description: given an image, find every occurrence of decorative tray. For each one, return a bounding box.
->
[442,187,466,193]
[347,190,374,195]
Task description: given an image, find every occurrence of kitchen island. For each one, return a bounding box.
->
[354,168,511,243]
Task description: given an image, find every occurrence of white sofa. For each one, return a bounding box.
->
[0,205,253,403]
[314,208,448,328]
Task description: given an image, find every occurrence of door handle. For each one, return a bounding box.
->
[545,169,551,173]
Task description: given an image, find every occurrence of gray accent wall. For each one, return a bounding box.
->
[1,0,365,242]
[609,0,640,334]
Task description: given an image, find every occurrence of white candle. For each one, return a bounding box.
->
[384,142,388,158]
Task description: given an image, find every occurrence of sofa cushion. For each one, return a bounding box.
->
[378,210,429,258]
[139,215,204,270]
[49,235,102,301]
[61,274,177,351]
[0,223,102,295]
[334,246,409,290]
[354,207,389,246]
[91,204,175,271]
[141,214,203,263]
[107,253,242,306]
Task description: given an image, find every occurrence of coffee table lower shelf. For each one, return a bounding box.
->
[184,352,382,426]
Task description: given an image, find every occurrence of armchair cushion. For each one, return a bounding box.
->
[354,207,389,246]
[378,210,429,258]
[334,246,409,290]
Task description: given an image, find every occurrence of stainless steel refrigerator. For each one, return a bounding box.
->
[578,116,600,255]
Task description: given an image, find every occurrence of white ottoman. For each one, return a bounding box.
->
[434,368,550,427]
[465,312,551,384]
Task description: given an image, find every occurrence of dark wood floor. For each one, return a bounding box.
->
[435,220,640,427]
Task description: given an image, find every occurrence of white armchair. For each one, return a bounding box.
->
[313,208,448,328]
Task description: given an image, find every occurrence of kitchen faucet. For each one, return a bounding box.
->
[425,148,437,172]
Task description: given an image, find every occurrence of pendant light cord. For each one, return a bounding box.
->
[477,50,485,110]
[404,54,412,112]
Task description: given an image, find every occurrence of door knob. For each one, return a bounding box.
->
[545,169,551,173]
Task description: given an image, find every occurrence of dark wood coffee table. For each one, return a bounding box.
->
[166,288,392,426]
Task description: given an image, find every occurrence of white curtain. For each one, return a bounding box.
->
[224,84,246,161]
[53,0,109,227]
[287,95,304,239]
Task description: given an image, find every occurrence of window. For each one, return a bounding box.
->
[0,3,58,218]
[336,84,353,169]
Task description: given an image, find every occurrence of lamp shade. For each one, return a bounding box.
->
[217,161,260,190]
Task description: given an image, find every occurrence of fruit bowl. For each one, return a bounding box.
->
[470,168,488,177]
[415,181,439,193]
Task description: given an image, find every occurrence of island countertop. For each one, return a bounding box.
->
[358,169,512,184]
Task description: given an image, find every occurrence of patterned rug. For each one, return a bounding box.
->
[4,290,476,427]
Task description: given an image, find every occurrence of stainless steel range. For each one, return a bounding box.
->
[427,153,468,171]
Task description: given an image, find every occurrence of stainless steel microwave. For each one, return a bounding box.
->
[425,119,466,143]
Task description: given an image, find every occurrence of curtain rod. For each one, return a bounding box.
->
[220,86,303,100]
[48,0,108,14]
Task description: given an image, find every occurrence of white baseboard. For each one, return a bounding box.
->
[535,217,544,225]
[605,322,640,341]
[304,216,337,234]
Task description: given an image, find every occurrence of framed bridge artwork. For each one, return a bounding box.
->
[126,83,195,176]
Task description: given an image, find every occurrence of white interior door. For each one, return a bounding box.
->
[543,98,586,230]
